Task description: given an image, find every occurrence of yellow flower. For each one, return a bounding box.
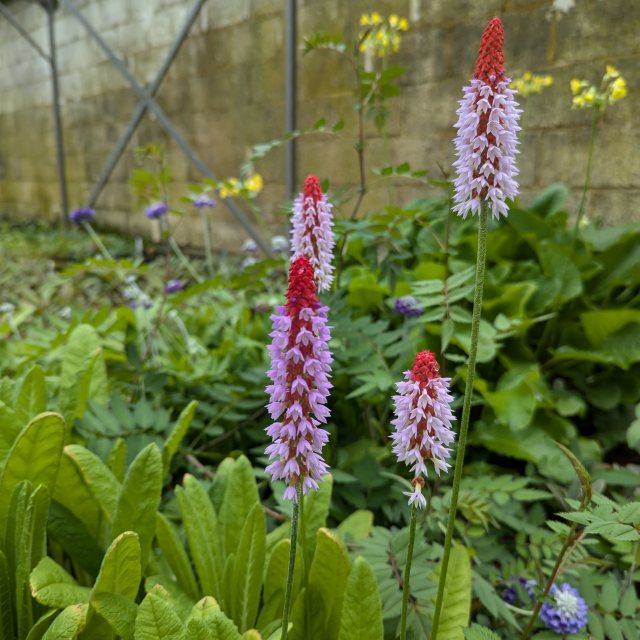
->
[511,72,555,97]
[572,95,585,108]
[610,76,627,101]
[360,13,370,26]
[389,14,399,27]
[399,17,409,31]
[605,64,619,78]
[570,79,582,95]
[583,91,594,103]
[245,174,264,194]
[371,12,382,25]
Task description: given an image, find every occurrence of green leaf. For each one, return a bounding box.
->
[92,593,138,640]
[308,528,351,640]
[0,412,65,534]
[619,585,638,617]
[15,366,46,426]
[603,614,624,640]
[338,556,383,640]
[0,551,14,639]
[302,475,333,566]
[155,513,199,601]
[111,444,162,567]
[163,401,198,478]
[219,456,260,557]
[41,604,88,640]
[432,546,471,639]
[25,609,58,640]
[91,531,142,602]
[30,557,91,608]
[134,586,186,640]
[600,575,619,613]
[336,510,374,541]
[59,324,109,420]
[176,474,222,597]
[229,503,266,631]
[553,442,592,508]
[185,596,243,640]
[464,624,501,639]
[107,439,127,482]
[580,310,640,346]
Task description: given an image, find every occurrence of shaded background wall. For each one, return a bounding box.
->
[0,0,638,249]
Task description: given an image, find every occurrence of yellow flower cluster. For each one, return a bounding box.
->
[570,64,628,110]
[218,174,264,199]
[511,71,554,97]
[359,13,409,58]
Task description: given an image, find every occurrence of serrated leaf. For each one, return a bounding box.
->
[464,624,501,639]
[185,597,241,640]
[30,557,91,608]
[134,587,186,640]
[163,401,198,478]
[176,475,222,597]
[553,442,592,508]
[92,592,138,639]
[15,365,46,426]
[432,546,471,639]
[338,556,383,640]
[92,531,142,602]
[619,585,638,617]
[230,503,265,631]
[111,444,162,567]
[603,614,624,640]
[41,604,88,640]
[600,575,619,613]
[0,412,65,534]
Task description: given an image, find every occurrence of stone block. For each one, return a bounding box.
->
[206,0,251,29]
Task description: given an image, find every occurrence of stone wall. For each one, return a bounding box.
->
[0,0,637,250]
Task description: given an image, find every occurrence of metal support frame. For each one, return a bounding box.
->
[59,0,272,255]
[0,0,69,224]
[284,0,297,200]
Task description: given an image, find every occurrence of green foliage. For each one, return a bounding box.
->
[432,546,471,640]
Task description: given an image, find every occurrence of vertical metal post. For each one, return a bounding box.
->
[284,0,297,199]
[46,0,69,224]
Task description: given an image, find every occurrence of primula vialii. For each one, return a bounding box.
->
[452,16,521,219]
[290,176,335,293]
[391,350,456,508]
[265,256,332,501]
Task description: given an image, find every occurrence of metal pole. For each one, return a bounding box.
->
[60,0,272,255]
[46,0,69,224]
[87,0,208,208]
[284,0,297,199]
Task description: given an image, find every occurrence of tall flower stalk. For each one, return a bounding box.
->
[432,16,521,637]
[390,350,456,639]
[264,256,333,639]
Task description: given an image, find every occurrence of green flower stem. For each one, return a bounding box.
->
[431,206,488,639]
[280,483,302,640]
[81,220,114,261]
[575,110,601,233]
[168,237,204,283]
[199,208,215,277]
[400,503,418,640]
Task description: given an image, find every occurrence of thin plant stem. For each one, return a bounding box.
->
[281,483,302,640]
[81,221,114,261]
[400,503,418,640]
[199,208,215,277]
[431,206,488,638]
[574,110,601,233]
[521,523,578,640]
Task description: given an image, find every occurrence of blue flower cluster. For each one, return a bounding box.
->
[69,207,95,223]
[394,296,423,317]
[145,202,169,219]
[540,583,588,635]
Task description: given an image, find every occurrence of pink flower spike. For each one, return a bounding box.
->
[264,256,333,501]
[291,175,335,292]
[390,351,456,509]
[452,17,521,220]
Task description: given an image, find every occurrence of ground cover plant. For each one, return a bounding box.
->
[0,10,638,640]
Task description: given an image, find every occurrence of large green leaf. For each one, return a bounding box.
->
[111,444,162,567]
[92,593,138,640]
[162,401,198,478]
[176,474,222,597]
[0,550,14,640]
[91,531,142,601]
[14,366,46,427]
[432,546,471,640]
[134,586,186,640]
[218,456,260,557]
[580,310,640,346]
[0,412,65,534]
[41,604,88,640]
[307,527,350,640]
[59,324,109,420]
[338,556,383,640]
[155,513,199,601]
[302,476,333,566]
[30,557,91,608]
[229,503,266,631]
[185,597,242,640]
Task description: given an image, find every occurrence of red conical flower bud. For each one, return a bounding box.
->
[473,16,505,85]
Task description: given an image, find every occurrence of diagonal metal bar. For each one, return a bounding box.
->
[87,0,208,209]
[0,2,51,61]
[59,0,272,255]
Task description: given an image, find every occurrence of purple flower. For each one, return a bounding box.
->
[193,195,216,208]
[69,207,95,223]
[264,256,333,501]
[291,175,335,293]
[165,279,184,294]
[145,202,169,219]
[390,351,456,508]
[241,239,258,253]
[452,17,521,220]
[501,577,537,604]
[271,235,289,254]
[540,583,588,634]
[394,296,423,317]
